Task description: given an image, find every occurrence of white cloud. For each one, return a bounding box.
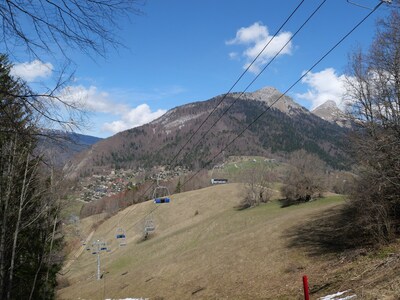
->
[226,22,293,73]
[297,68,347,110]
[228,52,239,60]
[227,22,269,45]
[60,85,126,113]
[60,85,167,135]
[102,104,166,133]
[11,60,53,82]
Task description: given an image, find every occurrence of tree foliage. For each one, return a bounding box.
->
[0,55,62,299]
[344,8,400,243]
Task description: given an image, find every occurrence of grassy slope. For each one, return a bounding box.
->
[57,184,400,300]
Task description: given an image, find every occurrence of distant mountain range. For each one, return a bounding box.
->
[38,131,103,167]
[64,87,352,178]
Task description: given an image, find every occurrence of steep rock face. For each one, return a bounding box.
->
[64,88,351,178]
[311,100,351,128]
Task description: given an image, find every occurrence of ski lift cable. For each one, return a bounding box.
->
[123,0,326,229]
[346,0,374,10]
[111,172,166,236]
[180,0,385,190]
[173,0,328,168]
[166,0,306,168]
[107,0,385,233]
[130,0,307,203]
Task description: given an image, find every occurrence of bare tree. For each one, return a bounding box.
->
[0,0,145,136]
[0,0,144,60]
[344,8,400,244]
[237,164,273,209]
[280,150,326,206]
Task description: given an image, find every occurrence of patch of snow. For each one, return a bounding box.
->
[105,298,149,300]
[318,290,357,300]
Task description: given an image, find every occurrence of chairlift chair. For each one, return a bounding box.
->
[144,219,155,233]
[115,227,126,239]
[152,186,171,204]
[115,227,127,246]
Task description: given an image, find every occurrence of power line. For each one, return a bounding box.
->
[175,0,327,167]
[180,0,385,190]
[166,0,306,168]
[133,0,307,202]
[117,0,384,229]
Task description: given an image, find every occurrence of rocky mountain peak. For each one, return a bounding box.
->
[314,100,338,110]
[246,86,308,115]
[312,100,350,128]
[249,86,281,99]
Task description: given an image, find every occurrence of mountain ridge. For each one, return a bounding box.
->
[64,87,351,178]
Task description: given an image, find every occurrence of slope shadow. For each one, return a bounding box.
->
[285,205,369,256]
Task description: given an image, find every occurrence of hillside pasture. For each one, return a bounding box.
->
[58,184,400,299]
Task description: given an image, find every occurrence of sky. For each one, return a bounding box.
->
[7,0,395,138]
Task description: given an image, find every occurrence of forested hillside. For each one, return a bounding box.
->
[65,88,351,178]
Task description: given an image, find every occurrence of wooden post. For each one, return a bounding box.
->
[303,275,310,300]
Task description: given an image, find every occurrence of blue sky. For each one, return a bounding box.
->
[8,0,393,138]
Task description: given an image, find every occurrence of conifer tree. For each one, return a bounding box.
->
[0,54,62,300]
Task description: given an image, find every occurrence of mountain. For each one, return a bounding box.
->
[311,100,351,128]
[64,87,351,178]
[38,131,103,167]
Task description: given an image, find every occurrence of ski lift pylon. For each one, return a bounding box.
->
[91,239,109,254]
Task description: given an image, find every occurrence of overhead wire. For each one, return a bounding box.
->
[180,0,385,191]
[81,3,389,285]
[174,0,328,168]
[129,0,308,203]
[166,0,306,168]
[114,0,385,232]
[84,1,386,262]
[113,0,309,229]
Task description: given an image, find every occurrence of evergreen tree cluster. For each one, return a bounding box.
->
[0,55,62,299]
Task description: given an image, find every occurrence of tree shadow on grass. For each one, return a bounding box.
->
[285,205,371,256]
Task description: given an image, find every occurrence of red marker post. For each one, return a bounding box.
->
[303,275,310,300]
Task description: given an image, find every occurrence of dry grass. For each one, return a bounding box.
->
[57,184,400,299]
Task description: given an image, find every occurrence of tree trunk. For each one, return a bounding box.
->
[6,151,30,300]
[0,137,17,298]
